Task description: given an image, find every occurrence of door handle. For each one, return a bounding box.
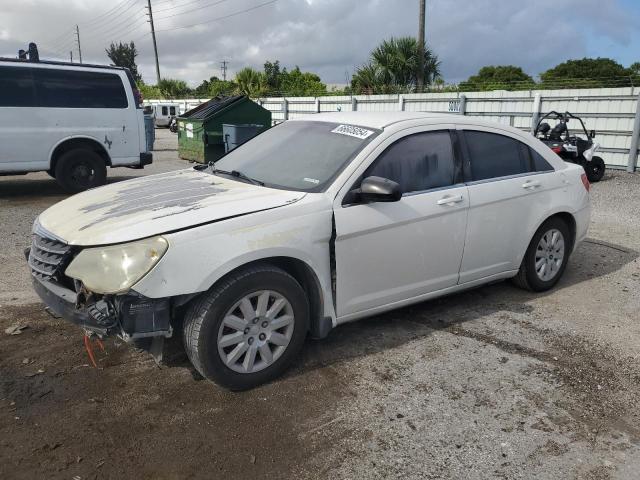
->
[522,180,541,189]
[437,195,464,205]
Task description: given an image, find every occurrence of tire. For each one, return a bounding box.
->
[54,149,107,193]
[183,265,309,390]
[585,156,605,183]
[512,217,571,292]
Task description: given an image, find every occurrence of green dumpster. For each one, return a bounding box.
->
[177,95,271,163]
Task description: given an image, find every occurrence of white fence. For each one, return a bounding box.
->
[147,87,640,170]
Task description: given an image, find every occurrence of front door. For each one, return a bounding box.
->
[334,128,469,318]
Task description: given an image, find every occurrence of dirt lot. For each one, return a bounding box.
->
[1,129,639,479]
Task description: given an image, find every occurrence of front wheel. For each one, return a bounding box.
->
[183,265,309,390]
[585,156,605,182]
[512,217,571,292]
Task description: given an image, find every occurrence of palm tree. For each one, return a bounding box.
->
[353,36,441,93]
[234,67,267,97]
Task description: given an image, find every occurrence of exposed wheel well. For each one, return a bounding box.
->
[50,138,111,172]
[546,212,577,254]
[208,257,326,338]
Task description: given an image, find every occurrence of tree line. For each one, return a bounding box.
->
[105,40,640,99]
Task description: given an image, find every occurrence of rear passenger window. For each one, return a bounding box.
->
[464,131,530,181]
[169,106,176,115]
[0,67,35,107]
[162,106,168,115]
[365,131,456,194]
[33,68,127,108]
[530,148,554,172]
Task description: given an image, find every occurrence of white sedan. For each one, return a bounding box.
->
[29,112,590,389]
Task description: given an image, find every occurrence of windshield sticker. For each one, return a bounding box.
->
[303,177,320,185]
[331,124,374,139]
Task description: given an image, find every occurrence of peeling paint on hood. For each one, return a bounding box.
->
[38,169,306,246]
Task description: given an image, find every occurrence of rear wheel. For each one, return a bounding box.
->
[54,149,107,193]
[512,217,571,292]
[585,156,605,182]
[183,265,309,390]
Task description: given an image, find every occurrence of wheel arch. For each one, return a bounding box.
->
[200,256,329,339]
[534,211,577,254]
[50,136,112,171]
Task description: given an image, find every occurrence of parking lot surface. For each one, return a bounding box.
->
[1,129,639,479]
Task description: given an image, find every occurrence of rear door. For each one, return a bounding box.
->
[333,126,469,318]
[458,127,552,283]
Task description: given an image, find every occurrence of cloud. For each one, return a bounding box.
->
[0,0,637,85]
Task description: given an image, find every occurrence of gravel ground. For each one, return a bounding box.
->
[1,129,639,479]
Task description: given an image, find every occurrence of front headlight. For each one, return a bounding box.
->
[65,236,168,294]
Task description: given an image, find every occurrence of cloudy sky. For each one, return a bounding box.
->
[1,0,639,86]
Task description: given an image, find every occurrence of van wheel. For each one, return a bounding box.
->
[512,217,571,292]
[54,149,107,193]
[183,265,309,390]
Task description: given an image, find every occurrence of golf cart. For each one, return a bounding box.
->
[534,111,605,182]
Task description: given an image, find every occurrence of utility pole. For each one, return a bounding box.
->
[416,0,426,91]
[70,51,73,63]
[220,60,228,81]
[75,25,83,64]
[146,0,161,84]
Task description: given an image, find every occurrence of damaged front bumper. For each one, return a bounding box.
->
[31,275,173,341]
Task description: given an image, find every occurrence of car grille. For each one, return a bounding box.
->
[29,232,72,282]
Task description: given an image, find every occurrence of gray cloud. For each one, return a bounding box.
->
[1,0,637,85]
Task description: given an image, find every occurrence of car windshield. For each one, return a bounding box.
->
[212,121,380,192]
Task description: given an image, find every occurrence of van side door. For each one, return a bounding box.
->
[0,65,41,171]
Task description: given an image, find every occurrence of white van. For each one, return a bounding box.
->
[0,58,152,192]
[153,102,182,127]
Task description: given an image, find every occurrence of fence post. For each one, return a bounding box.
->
[351,97,357,112]
[315,98,320,113]
[627,90,640,172]
[459,94,467,115]
[398,95,405,111]
[531,93,542,134]
[282,98,289,121]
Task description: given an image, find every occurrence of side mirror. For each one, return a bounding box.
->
[356,176,402,203]
[590,130,596,138]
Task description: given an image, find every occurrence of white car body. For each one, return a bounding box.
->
[0,59,150,174]
[33,112,590,335]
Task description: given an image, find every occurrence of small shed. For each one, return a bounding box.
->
[177,95,271,163]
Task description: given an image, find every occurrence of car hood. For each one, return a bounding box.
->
[38,169,306,246]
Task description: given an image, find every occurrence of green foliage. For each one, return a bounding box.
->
[137,82,162,99]
[459,65,535,91]
[193,76,237,98]
[278,66,326,96]
[157,78,192,98]
[105,42,141,82]
[351,36,440,94]
[540,58,631,88]
[263,60,281,91]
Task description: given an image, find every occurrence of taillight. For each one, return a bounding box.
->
[581,173,590,192]
[134,88,143,109]
[551,146,563,154]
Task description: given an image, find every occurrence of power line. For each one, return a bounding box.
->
[152,0,278,33]
[85,1,144,33]
[154,0,231,17]
[82,0,141,27]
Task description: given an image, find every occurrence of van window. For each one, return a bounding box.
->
[464,130,530,181]
[162,106,168,116]
[33,68,128,109]
[0,67,36,107]
[169,106,176,115]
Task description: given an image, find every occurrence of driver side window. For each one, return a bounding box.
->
[364,130,456,194]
